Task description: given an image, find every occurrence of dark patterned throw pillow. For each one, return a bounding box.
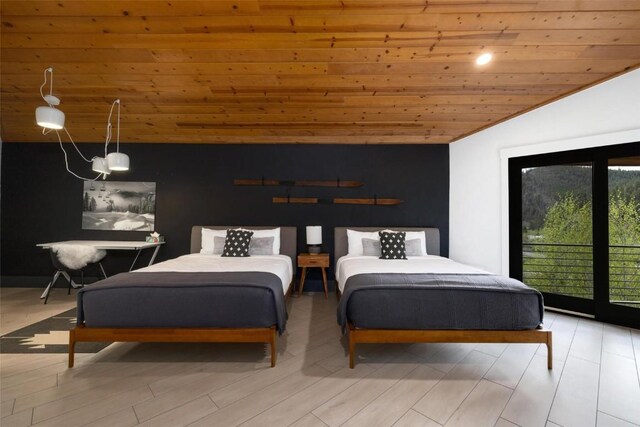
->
[379,231,407,260]
[221,229,254,257]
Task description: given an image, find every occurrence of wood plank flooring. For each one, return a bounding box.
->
[1,287,639,427]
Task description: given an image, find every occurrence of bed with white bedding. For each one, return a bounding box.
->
[139,253,293,293]
[334,227,552,369]
[69,226,296,368]
[336,254,491,293]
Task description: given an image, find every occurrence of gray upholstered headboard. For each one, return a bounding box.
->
[334,227,440,261]
[191,226,297,269]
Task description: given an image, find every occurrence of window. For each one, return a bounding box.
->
[509,142,639,328]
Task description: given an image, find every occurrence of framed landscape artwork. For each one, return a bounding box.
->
[82,181,156,231]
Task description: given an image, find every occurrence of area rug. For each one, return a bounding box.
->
[0,308,110,354]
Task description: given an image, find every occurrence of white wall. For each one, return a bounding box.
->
[449,69,640,275]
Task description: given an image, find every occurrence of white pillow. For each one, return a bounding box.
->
[200,228,227,254]
[243,228,280,255]
[346,229,381,255]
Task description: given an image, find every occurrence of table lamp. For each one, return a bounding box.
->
[306,226,322,254]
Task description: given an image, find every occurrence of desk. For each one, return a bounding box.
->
[37,240,164,272]
[36,241,165,299]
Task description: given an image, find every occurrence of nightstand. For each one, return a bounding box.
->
[297,253,329,298]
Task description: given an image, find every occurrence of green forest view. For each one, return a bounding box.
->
[522,166,640,305]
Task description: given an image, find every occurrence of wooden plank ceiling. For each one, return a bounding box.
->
[2,0,640,144]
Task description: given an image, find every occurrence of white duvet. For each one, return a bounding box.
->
[336,255,490,292]
[135,254,294,293]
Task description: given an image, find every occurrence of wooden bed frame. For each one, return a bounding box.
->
[334,227,553,369]
[68,226,296,368]
[347,323,553,369]
[69,325,278,368]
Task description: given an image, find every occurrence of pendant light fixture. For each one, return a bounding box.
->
[92,157,111,175]
[35,67,131,180]
[36,68,65,129]
[102,99,129,172]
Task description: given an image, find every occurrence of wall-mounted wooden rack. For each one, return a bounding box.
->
[234,179,363,188]
[272,197,403,206]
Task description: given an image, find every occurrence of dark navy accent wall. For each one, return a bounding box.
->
[1,143,449,287]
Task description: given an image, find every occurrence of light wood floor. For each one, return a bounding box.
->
[1,287,639,427]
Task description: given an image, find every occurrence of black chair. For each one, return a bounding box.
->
[41,245,107,304]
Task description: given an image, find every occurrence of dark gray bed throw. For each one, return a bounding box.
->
[338,273,544,332]
[77,272,287,333]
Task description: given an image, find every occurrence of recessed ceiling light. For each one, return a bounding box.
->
[476,53,493,66]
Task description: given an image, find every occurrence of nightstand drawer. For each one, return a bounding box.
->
[302,258,327,267]
[297,254,329,267]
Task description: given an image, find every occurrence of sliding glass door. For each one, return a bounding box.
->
[521,163,593,308]
[603,155,640,325]
[509,142,639,328]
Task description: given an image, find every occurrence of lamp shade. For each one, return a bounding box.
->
[106,152,129,171]
[306,226,322,245]
[91,157,110,174]
[36,106,65,130]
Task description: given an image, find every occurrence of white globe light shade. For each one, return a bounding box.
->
[36,106,65,130]
[91,157,111,174]
[106,152,130,171]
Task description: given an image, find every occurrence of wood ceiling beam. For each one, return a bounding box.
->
[3,12,640,34]
[9,45,639,64]
[3,1,640,17]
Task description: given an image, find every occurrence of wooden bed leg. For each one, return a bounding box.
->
[68,328,76,368]
[546,331,553,369]
[270,327,277,368]
[348,325,356,369]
